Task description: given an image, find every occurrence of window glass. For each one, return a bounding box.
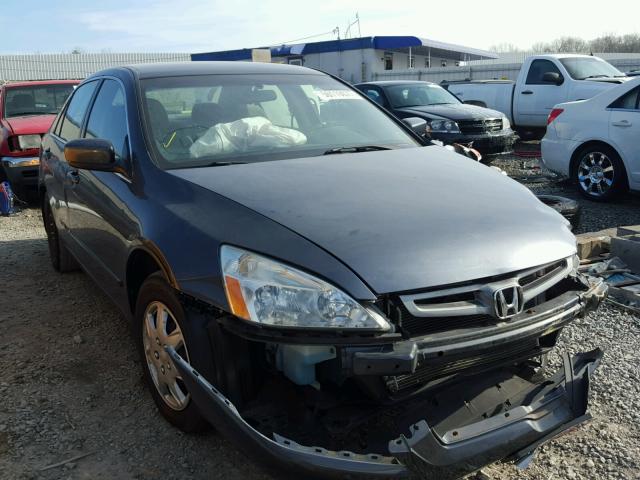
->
[526,60,563,85]
[384,84,460,108]
[254,85,293,127]
[85,80,128,158]
[59,81,99,141]
[140,73,419,169]
[610,87,639,110]
[4,84,75,118]
[559,57,624,80]
[384,54,393,71]
[362,88,383,105]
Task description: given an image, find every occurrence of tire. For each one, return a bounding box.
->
[42,196,79,272]
[572,145,627,202]
[536,194,581,231]
[134,272,214,433]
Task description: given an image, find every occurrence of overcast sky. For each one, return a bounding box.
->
[1,0,638,54]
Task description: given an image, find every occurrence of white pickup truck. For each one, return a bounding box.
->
[447,54,629,132]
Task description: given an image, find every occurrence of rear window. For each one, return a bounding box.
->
[4,84,76,118]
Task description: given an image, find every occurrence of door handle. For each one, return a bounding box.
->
[612,120,632,127]
[66,170,80,185]
[521,90,534,95]
[43,147,51,160]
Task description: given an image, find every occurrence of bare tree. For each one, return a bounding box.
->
[489,42,523,53]
[529,33,640,53]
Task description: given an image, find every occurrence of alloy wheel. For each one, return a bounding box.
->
[577,152,614,197]
[142,301,190,411]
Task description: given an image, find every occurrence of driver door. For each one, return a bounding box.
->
[515,59,568,128]
[65,79,133,302]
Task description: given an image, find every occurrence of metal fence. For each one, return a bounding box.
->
[0,53,191,81]
[372,53,640,84]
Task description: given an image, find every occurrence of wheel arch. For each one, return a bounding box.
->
[569,140,629,188]
[126,244,179,315]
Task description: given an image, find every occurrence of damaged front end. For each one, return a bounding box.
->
[168,261,606,479]
[168,347,601,479]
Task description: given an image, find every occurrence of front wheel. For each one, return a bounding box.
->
[134,273,211,432]
[573,145,627,201]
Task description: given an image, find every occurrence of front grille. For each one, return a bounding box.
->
[385,339,540,393]
[396,306,495,337]
[394,257,574,337]
[458,118,503,135]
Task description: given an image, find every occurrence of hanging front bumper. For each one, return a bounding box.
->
[167,345,602,479]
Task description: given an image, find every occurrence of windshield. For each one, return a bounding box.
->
[385,84,460,108]
[559,58,625,80]
[4,84,75,118]
[140,74,420,169]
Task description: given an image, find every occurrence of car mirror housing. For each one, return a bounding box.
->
[401,117,428,136]
[543,72,564,85]
[64,138,120,172]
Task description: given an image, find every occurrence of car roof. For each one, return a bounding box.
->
[94,61,324,80]
[356,80,437,87]
[3,79,80,88]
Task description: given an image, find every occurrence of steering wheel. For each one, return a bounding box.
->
[160,125,209,152]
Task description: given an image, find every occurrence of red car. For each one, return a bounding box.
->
[0,80,79,198]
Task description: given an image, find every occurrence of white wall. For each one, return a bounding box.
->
[298,49,454,83]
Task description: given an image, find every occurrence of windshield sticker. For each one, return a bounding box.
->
[314,89,361,101]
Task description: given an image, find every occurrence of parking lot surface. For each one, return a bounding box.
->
[1,168,640,480]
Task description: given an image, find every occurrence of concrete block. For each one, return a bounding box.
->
[575,231,613,260]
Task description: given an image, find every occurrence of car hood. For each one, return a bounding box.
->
[395,103,505,121]
[170,146,575,294]
[4,114,56,135]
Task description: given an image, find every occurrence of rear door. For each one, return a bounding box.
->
[608,86,640,188]
[64,78,132,303]
[42,80,99,233]
[515,59,568,127]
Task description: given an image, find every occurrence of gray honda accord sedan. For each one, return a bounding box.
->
[39,61,606,479]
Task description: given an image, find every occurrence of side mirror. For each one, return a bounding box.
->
[65,138,119,172]
[402,117,428,135]
[542,72,564,85]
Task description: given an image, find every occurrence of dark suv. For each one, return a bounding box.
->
[39,62,605,479]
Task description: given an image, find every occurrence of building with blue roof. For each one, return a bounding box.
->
[192,36,498,83]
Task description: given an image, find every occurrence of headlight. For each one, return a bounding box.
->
[502,116,511,130]
[428,119,460,133]
[17,134,41,150]
[220,246,390,330]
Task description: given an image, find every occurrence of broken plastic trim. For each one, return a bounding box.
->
[166,345,602,480]
[165,346,407,479]
[387,349,602,480]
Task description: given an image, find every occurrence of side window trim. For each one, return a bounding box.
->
[526,59,563,85]
[83,75,133,166]
[80,79,104,139]
[607,86,640,111]
[55,79,101,142]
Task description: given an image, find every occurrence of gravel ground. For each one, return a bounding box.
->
[1,151,640,480]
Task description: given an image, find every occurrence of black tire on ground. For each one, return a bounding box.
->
[572,144,627,202]
[536,194,581,231]
[134,272,216,433]
[42,196,80,272]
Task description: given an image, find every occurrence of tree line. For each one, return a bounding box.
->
[491,34,640,53]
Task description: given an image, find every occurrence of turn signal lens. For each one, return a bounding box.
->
[547,108,564,125]
[224,275,251,320]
